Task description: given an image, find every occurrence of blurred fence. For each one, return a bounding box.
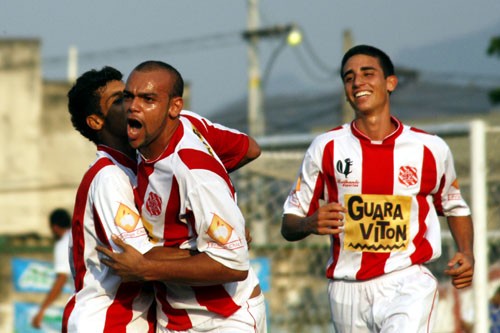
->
[236,120,500,332]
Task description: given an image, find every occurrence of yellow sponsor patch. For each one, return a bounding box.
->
[343,194,411,253]
[114,203,140,232]
[207,214,233,245]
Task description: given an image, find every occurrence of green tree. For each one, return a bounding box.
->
[487,36,500,104]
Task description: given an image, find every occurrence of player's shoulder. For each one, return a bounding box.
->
[406,124,448,145]
[90,157,130,183]
[180,109,199,119]
[310,124,349,146]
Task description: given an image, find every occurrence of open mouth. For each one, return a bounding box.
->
[127,118,142,130]
[127,118,143,141]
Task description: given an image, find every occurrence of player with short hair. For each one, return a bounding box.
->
[281,45,474,332]
[98,61,266,332]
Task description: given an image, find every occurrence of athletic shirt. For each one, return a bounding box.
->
[180,110,249,171]
[283,117,471,281]
[62,145,155,333]
[54,230,71,275]
[136,117,259,331]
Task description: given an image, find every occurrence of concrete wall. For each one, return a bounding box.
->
[0,39,94,237]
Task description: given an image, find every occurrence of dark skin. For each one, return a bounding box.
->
[98,236,247,285]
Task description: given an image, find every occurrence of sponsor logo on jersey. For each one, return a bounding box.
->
[398,165,418,187]
[343,194,411,252]
[146,192,162,217]
[114,203,140,232]
[336,158,353,178]
[207,214,233,245]
[336,158,360,188]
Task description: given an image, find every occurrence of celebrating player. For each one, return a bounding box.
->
[281,45,474,332]
[97,61,267,332]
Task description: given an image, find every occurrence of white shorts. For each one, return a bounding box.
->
[328,265,438,333]
[162,293,267,333]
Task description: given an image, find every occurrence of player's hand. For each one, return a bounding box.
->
[444,252,474,289]
[31,311,44,328]
[96,235,147,282]
[306,202,346,236]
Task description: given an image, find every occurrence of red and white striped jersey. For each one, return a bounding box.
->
[63,145,155,333]
[283,117,471,281]
[136,117,259,331]
[180,110,249,172]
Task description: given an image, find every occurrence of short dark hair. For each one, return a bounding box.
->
[133,60,184,98]
[340,45,395,78]
[49,208,71,228]
[68,66,123,144]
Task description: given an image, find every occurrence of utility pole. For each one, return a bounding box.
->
[246,0,264,137]
[341,29,354,124]
[67,45,78,83]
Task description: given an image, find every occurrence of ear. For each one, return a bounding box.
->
[386,75,398,94]
[168,96,184,118]
[86,114,104,130]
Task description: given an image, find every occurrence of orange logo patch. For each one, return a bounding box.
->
[114,203,140,232]
[207,214,233,245]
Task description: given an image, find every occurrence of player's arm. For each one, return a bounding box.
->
[98,236,247,285]
[281,202,345,241]
[144,246,196,260]
[181,110,261,172]
[444,215,474,289]
[229,135,261,172]
[31,273,68,328]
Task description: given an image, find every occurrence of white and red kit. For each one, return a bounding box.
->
[180,110,249,172]
[283,117,471,281]
[136,117,261,331]
[62,145,155,333]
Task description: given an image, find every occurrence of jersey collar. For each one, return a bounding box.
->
[350,116,403,144]
[97,145,137,170]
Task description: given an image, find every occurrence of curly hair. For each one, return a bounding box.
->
[67,66,123,143]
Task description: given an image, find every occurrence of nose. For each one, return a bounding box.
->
[125,96,139,113]
[352,74,363,88]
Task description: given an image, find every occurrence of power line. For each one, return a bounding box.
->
[41,31,244,67]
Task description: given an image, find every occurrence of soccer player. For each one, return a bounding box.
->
[281,45,474,332]
[63,66,261,332]
[97,61,267,332]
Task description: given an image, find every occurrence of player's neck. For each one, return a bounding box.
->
[354,110,394,141]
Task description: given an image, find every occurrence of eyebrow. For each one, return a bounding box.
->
[342,66,378,79]
[123,90,157,98]
[106,91,123,103]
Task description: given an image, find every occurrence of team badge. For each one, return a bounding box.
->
[114,203,140,232]
[207,214,233,245]
[146,192,162,216]
[398,166,418,187]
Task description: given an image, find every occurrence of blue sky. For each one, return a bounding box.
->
[1,1,499,115]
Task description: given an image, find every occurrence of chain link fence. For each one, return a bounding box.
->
[235,121,500,332]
